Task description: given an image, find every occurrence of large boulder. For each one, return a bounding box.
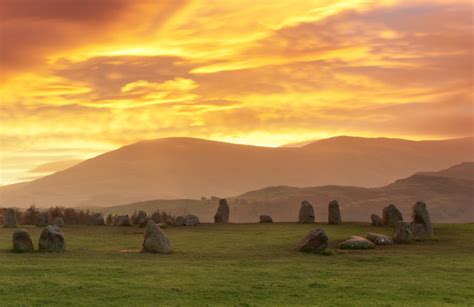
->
[214,199,230,223]
[370,214,384,226]
[411,201,434,239]
[39,225,65,252]
[36,212,49,227]
[90,213,105,226]
[367,233,392,245]
[298,201,315,224]
[382,204,403,227]
[339,236,375,249]
[115,215,132,226]
[328,200,342,224]
[183,214,199,226]
[3,208,17,227]
[12,229,34,253]
[392,221,413,243]
[259,215,273,223]
[142,220,172,254]
[134,211,148,227]
[53,217,65,228]
[298,228,328,253]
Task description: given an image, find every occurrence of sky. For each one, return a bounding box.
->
[0,0,473,185]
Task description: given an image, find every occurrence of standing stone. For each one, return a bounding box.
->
[90,213,105,226]
[259,215,273,223]
[142,220,172,254]
[411,201,434,239]
[298,201,315,223]
[367,233,392,245]
[175,216,185,226]
[3,208,17,227]
[298,228,328,253]
[134,211,148,227]
[214,198,230,223]
[114,215,132,226]
[392,221,413,243]
[53,217,65,228]
[370,214,384,226]
[328,200,342,224]
[12,229,34,253]
[36,212,49,227]
[183,214,199,226]
[383,204,403,227]
[339,236,375,249]
[39,225,65,252]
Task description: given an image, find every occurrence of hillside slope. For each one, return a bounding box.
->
[1,136,472,208]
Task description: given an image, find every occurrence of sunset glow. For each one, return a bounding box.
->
[1,0,473,184]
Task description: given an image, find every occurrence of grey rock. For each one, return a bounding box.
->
[183,214,199,226]
[392,221,413,243]
[142,220,172,254]
[259,215,273,223]
[339,236,375,249]
[90,213,105,225]
[298,200,315,224]
[367,233,392,245]
[3,208,17,227]
[175,216,185,226]
[53,217,65,227]
[214,198,230,223]
[411,201,434,239]
[36,212,49,227]
[383,204,403,227]
[12,229,34,253]
[370,214,384,226]
[298,228,328,253]
[39,225,65,252]
[328,200,342,224]
[115,215,132,226]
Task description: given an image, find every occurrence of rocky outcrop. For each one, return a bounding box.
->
[383,204,403,227]
[298,201,315,224]
[142,220,172,254]
[214,199,230,223]
[328,200,342,224]
[298,228,328,253]
[411,201,434,239]
[39,225,65,252]
[12,229,34,253]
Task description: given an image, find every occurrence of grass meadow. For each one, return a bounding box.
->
[0,223,473,305]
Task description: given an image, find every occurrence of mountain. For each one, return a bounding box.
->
[99,162,474,223]
[0,136,473,208]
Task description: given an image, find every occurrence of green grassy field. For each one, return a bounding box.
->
[0,223,473,306]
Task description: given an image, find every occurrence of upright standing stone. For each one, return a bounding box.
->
[298,201,315,223]
[142,220,172,254]
[298,228,328,253]
[134,211,148,227]
[370,214,384,226]
[12,229,34,253]
[114,215,132,226]
[183,214,199,226]
[411,201,434,239]
[36,212,49,227]
[39,225,65,252]
[53,217,65,228]
[214,199,230,223]
[175,216,185,226]
[3,208,17,227]
[90,213,105,225]
[392,221,413,243]
[383,204,403,227]
[259,215,273,223]
[328,200,342,224]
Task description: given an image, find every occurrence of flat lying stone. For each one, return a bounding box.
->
[367,233,392,245]
[339,236,375,249]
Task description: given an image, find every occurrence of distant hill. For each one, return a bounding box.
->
[0,136,472,208]
[98,163,474,223]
